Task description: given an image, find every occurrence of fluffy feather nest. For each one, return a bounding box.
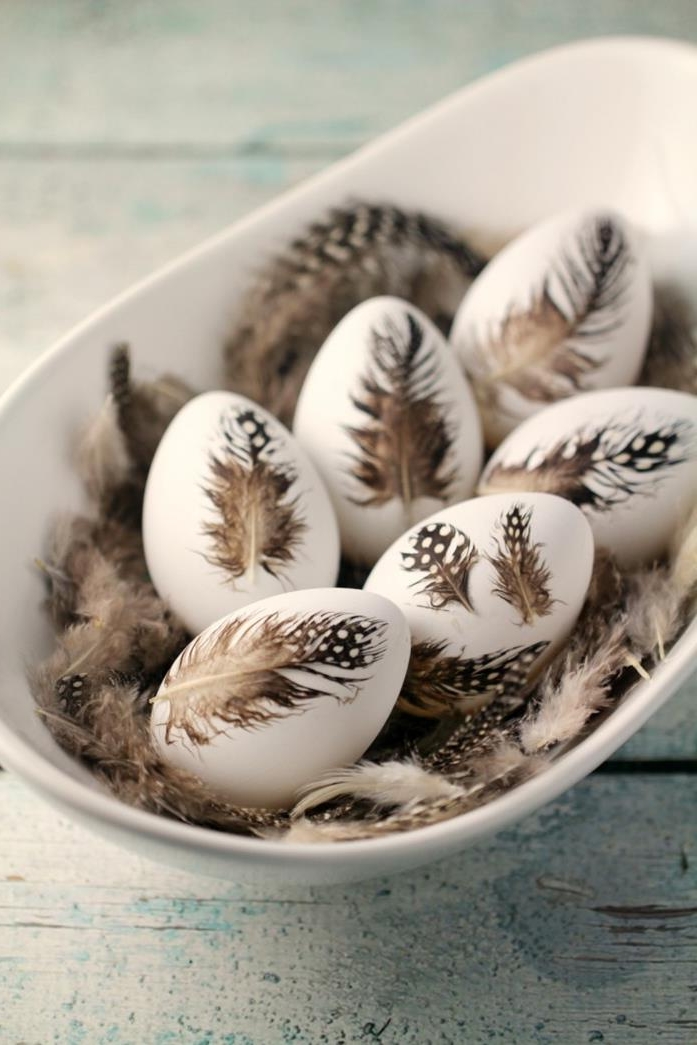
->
[26,204,697,843]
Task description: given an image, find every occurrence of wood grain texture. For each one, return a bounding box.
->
[0,157,322,391]
[1,770,695,1044]
[0,1,695,149]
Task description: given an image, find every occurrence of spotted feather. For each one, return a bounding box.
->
[401,521,479,611]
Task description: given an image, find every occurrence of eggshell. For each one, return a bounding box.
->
[450,209,653,446]
[143,391,340,634]
[479,387,697,567]
[150,588,411,809]
[293,296,483,565]
[365,493,594,717]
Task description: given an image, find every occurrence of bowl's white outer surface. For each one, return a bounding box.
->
[1,37,696,885]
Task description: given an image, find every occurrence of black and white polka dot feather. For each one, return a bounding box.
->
[219,407,276,468]
[485,417,695,511]
[298,613,387,672]
[402,639,549,718]
[401,521,479,612]
[55,673,91,717]
[162,609,390,739]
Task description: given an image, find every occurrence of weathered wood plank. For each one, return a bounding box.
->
[617,672,697,761]
[0,157,321,388]
[0,1,695,150]
[0,770,695,1044]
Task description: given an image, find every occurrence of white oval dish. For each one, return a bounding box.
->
[0,38,695,885]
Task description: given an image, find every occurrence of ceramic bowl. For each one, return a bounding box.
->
[0,37,695,885]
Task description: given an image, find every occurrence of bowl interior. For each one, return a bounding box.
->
[1,37,696,880]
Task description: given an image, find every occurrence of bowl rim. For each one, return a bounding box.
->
[1,33,696,868]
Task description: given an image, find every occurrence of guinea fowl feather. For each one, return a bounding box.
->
[157,610,388,744]
[286,742,545,840]
[346,310,456,510]
[291,759,464,819]
[201,407,306,581]
[480,418,695,509]
[109,343,194,479]
[487,503,554,624]
[400,521,479,611]
[399,638,549,718]
[465,215,632,415]
[223,202,484,424]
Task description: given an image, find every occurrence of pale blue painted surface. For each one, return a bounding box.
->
[1,771,696,1043]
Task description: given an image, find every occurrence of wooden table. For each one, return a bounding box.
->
[1,5,696,1042]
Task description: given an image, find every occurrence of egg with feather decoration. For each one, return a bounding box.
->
[364,493,594,720]
[293,296,483,566]
[143,391,340,634]
[478,386,697,567]
[450,209,653,447]
[150,588,411,809]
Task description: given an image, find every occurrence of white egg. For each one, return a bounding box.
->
[143,391,340,634]
[150,588,411,809]
[450,209,653,446]
[293,296,483,565]
[364,493,594,718]
[479,387,697,566]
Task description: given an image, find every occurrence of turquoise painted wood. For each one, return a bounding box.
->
[1,771,695,1044]
[1,5,696,1040]
[0,1,696,149]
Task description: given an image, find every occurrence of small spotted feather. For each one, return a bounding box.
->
[401,521,479,612]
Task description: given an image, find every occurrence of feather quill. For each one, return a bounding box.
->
[223,202,484,424]
[346,311,456,509]
[487,503,554,624]
[201,407,306,582]
[623,504,697,660]
[480,418,695,509]
[401,521,479,611]
[623,569,682,662]
[157,610,388,744]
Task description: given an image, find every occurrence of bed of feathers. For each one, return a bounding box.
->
[28,202,697,843]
